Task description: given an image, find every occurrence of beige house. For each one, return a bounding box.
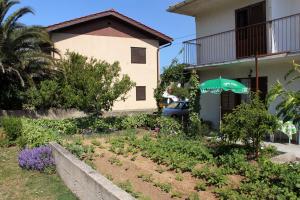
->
[47,10,172,112]
[169,0,300,128]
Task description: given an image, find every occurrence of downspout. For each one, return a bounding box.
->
[157,42,172,85]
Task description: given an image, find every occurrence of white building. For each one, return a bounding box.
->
[168,0,300,129]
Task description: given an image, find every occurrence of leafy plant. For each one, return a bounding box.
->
[117,180,142,198]
[91,139,102,148]
[222,95,279,157]
[153,181,172,193]
[137,173,154,183]
[156,117,183,135]
[175,173,184,181]
[187,192,200,200]
[1,117,22,142]
[171,191,183,199]
[192,165,227,187]
[267,61,300,127]
[194,180,206,191]
[108,156,122,166]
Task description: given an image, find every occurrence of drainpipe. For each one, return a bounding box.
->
[157,43,172,85]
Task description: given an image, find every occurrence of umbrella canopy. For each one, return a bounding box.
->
[200,77,249,94]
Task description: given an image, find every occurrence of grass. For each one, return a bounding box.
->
[0,147,77,200]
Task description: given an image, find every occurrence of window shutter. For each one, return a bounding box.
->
[131,47,146,64]
[136,86,146,101]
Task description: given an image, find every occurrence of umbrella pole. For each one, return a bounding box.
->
[219,94,222,130]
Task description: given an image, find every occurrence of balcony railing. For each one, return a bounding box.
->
[183,13,300,66]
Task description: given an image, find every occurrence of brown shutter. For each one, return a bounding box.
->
[131,47,146,64]
[136,86,146,101]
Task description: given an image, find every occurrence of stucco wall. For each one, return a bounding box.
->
[51,33,159,111]
[198,56,300,128]
[195,0,300,38]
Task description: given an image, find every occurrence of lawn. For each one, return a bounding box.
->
[63,129,300,200]
[0,146,77,200]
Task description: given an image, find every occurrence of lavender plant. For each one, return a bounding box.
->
[18,146,55,171]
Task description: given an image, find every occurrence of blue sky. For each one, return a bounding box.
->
[17,0,195,72]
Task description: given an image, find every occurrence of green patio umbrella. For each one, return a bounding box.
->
[199,77,249,128]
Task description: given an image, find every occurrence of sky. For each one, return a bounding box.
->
[16,0,195,72]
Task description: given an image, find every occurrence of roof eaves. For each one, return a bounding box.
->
[167,0,197,12]
[47,10,173,44]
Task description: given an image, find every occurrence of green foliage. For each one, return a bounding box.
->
[91,139,102,147]
[188,70,201,114]
[153,181,172,193]
[1,117,22,142]
[17,118,60,148]
[108,156,122,166]
[25,80,61,109]
[194,180,206,191]
[26,52,135,113]
[154,59,187,112]
[171,191,183,198]
[187,192,200,200]
[156,117,183,135]
[65,140,95,161]
[192,165,227,187]
[137,173,154,183]
[0,0,57,88]
[221,95,279,157]
[170,84,189,100]
[267,61,300,127]
[175,173,183,181]
[30,118,78,135]
[117,180,142,198]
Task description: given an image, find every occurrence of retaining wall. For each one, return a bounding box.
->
[49,142,135,200]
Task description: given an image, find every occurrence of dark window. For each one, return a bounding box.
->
[131,47,146,64]
[136,86,146,101]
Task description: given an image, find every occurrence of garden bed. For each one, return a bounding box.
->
[63,129,300,200]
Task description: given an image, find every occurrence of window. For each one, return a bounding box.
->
[136,86,146,101]
[131,47,146,64]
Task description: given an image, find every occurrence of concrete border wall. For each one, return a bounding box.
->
[49,142,135,200]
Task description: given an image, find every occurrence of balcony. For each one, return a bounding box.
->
[183,13,300,67]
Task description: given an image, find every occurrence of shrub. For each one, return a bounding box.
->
[221,95,279,157]
[187,192,200,200]
[192,165,227,187]
[17,119,60,148]
[156,117,183,135]
[194,180,206,191]
[153,181,172,193]
[1,117,22,142]
[18,146,55,171]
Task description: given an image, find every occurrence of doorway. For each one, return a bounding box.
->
[221,77,268,117]
[236,1,267,58]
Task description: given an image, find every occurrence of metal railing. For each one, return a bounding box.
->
[183,13,300,66]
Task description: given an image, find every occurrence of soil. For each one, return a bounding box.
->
[86,137,221,200]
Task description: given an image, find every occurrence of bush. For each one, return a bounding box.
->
[17,118,60,148]
[156,117,183,135]
[221,95,279,157]
[1,117,22,142]
[18,146,55,172]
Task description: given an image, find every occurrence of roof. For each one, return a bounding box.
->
[167,0,197,13]
[47,9,173,46]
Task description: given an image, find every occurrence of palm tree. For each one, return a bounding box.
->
[267,61,300,127]
[0,0,58,87]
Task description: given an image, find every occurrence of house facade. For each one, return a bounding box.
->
[169,0,300,128]
[47,10,172,112]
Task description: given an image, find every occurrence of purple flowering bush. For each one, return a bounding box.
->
[18,146,55,171]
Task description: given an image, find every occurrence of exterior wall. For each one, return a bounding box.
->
[192,0,300,66]
[51,33,159,111]
[198,57,300,128]
[195,0,266,38]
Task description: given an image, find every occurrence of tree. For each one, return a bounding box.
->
[267,61,300,127]
[222,95,278,158]
[154,59,187,112]
[26,52,136,114]
[0,0,57,87]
